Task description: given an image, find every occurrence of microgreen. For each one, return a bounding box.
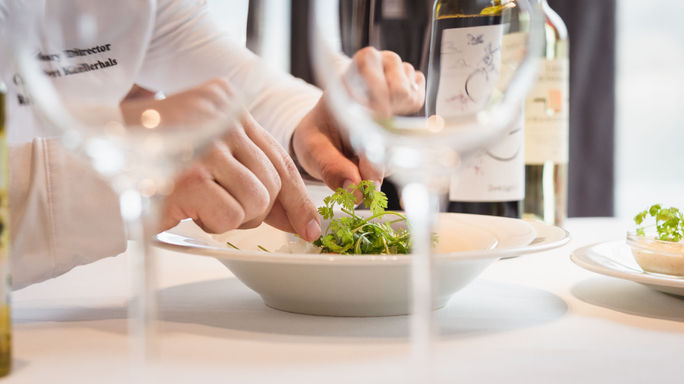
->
[313,181,414,255]
[225,241,271,252]
[634,204,684,242]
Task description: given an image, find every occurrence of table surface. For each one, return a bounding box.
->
[7,217,684,383]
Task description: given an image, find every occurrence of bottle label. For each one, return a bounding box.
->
[449,112,525,201]
[444,29,525,202]
[525,57,569,164]
[435,24,504,118]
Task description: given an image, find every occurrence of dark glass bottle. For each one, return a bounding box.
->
[427,0,523,218]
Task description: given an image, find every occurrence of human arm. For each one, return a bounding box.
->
[9,139,126,289]
[133,0,422,230]
[135,0,321,150]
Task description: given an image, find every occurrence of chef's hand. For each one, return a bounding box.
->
[120,79,321,240]
[291,47,425,191]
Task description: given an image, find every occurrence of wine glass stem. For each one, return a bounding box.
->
[119,188,159,374]
[402,181,438,380]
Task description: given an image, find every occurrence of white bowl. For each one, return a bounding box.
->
[157,212,568,316]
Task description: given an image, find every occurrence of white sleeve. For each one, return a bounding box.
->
[9,139,126,289]
[135,0,322,149]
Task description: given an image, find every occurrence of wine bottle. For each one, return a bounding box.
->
[0,81,11,377]
[523,0,569,226]
[426,0,524,218]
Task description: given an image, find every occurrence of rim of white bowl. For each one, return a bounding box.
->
[155,220,569,265]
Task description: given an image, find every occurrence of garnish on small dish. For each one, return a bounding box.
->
[629,204,684,276]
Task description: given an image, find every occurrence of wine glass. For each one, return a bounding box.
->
[310,0,544,378]
[5,0,263,373]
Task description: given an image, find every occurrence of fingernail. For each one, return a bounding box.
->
[343,179,354,191]
[372,180,382,190]
[306,219,321,241]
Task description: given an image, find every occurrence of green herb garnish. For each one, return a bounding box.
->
[225,241,270,252]
[313,181,412,255]
[634,204,684,242]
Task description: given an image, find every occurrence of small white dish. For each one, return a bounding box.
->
[157,213,569,316]
[571,241,684,297]
[626,232,684,276]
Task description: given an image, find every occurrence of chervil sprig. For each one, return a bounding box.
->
[634,204,684,242]
[313,181,414,255]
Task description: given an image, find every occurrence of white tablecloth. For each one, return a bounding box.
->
[7,218,684,383]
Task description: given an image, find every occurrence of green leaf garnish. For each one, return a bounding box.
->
[226,241,271,252]
[313,181,431,255]
[634,204,684,242]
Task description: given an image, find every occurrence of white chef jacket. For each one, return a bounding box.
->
[1,0,322,288]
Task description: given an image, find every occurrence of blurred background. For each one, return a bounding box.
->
[207,0,684,220]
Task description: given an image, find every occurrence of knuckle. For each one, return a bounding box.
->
[212,77,232,92]
[280,152,300,177]
[240,180,272,221]
[176,167,209,190]
[389,82,411,101]
[193,99,217,116]
[198,206,244,235]
[356,46,377,59]
[354,47,379,69]
[259,156,283,196]
[206,142,232,165]
[217,209,245,234]
[222,130,246,151]
[270,172,283,196]
[252,187,272,215]
[382,50,402,65]
[318,162,342,186]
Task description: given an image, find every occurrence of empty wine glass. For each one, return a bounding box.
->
[4,0,264,374]
[310,0,544,378]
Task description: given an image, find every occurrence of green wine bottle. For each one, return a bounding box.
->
[522,0,569,226]
[427,0,524,218]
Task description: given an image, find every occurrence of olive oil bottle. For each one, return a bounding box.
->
[0,80,11,377]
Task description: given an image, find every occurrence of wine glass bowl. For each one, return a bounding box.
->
[5,0,257,367]
[313,1,543,163]
[309,0,544,376]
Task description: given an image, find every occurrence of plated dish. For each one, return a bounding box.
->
[571,241,684,297]
[157,213,569,316]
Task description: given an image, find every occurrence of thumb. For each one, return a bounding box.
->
[358,154,384,189]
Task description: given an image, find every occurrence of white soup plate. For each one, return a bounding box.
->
[157,212,569,316]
